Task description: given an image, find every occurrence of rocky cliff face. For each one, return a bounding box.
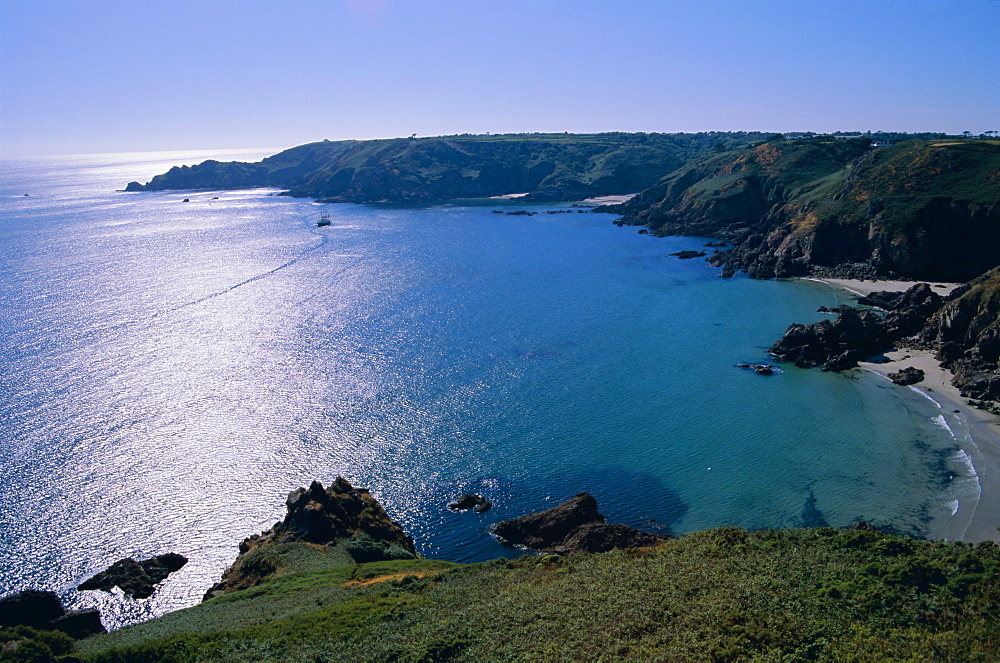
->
[204,478,415,599]
[922,267,1000,402]
[622,139,1000,282]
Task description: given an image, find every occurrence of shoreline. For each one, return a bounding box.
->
[806,277,1000,543]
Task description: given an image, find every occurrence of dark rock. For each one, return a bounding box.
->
[48,609,105,638]
[768,306,890,371]
[669,250,707,259]
[125,181,143,191]
[888,366,925,386]
[704,241,728,247]
[493,493,669,554]
[448,494,492,513]
[0,590,64,629]
[205,478,415,600]
[493,493,604,550]
[637,229,649,235]
[182,198,190,202]
[736,363,776,375]
[78,553,187,599]
[504,210,536,216]
[0,591,104,638]
[720,265,735,278]
[552,522,665,554]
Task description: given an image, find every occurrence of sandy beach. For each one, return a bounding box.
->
[809,278,1000,542]
[582,193,638,205]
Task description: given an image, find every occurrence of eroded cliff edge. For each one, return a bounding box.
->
[619,137,1000,282]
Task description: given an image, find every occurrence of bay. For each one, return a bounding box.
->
[0,152,978,628]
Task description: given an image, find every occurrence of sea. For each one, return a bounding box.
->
[0,150,982,629]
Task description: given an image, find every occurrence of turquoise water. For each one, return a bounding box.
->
[0,152,978,628]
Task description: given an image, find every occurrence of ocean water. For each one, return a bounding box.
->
[0,152,980,628]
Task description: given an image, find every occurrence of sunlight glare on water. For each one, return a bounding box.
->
[0,152,977,628]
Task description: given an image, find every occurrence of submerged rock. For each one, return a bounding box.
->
[78,553,187,599]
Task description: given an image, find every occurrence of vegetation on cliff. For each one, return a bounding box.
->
[125,132,772,203]
[923,266,1000,403]
[72,526,1000,662]
[621,137,1000,282]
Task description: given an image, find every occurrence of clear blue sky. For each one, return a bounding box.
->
[2,0,998,157]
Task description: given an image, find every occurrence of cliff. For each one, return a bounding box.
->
[124,132,771,203]
[922,267,1000,402]
[621,138,1000,282]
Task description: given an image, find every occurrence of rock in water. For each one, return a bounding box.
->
[0,590,105,638]
[555,523,664,554]
[493,493,604,550]
[204,478,416,600]
[493,493,669,553]
[669,250,707,259]
[888,366,925,386]
[78,553,188,599]
[0,590,64,629]
[447,494,492,513]
[768,306,890,371]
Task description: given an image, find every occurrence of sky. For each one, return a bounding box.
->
[1,0,998,157]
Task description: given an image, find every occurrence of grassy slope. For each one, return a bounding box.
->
[623,138,1000,280]
[135,132,774,203]
[76,528,1000,662]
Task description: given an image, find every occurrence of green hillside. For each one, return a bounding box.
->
[622,138,1000,281]
[51,528,1000,662]
[125,132,771,203]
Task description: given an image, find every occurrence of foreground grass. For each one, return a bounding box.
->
[75,527,1000,662]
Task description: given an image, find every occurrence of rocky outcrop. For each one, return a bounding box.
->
[768,307,891,371]
[888,367,926,386]
[623,139,1000,282]
[447,494,492,513]
[770,283,947,372]
[669,250,707,259]
[78,554,187,599]
[555,523,665,555]
[204,478,415,600]
[492,493,668,554]
[921,267,1000,402]
[0,590,105,638]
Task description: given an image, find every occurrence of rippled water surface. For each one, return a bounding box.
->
[0,152,979,627]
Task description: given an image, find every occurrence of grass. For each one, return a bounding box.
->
[75,528,1000,661]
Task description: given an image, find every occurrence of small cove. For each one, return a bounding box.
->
[0,152,976,628]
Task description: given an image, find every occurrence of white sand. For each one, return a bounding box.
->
[489,192,531,200]
[808,278,1000,542]
[805,278,961,298]
[582,193,638,205]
